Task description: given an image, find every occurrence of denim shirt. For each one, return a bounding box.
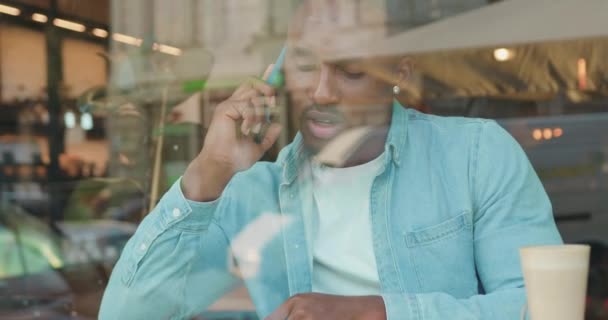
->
[100,103,562,320]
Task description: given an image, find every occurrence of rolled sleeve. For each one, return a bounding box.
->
[100,177,232,319]
[161,176,221,232]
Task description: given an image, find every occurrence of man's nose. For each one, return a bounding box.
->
[311,63,340,105]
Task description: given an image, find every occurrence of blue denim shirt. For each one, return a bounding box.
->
[100,104,562,319]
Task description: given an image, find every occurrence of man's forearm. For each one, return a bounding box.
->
[264,294,387,320]
[182,154,235,202]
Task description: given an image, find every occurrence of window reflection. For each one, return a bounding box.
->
[1,0,607,319]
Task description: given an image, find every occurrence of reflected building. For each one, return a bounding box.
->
[386,0,489,32]
[103,0,498,197]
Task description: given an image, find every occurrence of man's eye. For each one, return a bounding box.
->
[339,66,365,79]
[296,63,318,72]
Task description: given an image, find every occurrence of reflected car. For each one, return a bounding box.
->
[0,203,134,319]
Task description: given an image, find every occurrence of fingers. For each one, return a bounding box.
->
[235,63,276,98]
[232,77,275,100]
[223,100,254,135]
[249,77,276,97]
[238,102,256,136]
[221,64,279,144]
[258,123,282,151]
[223,98,277,144]
[236,90,264,134]
[228,92,275,137]
[251,97,265,134]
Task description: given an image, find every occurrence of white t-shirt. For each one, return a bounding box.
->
[310,153,385,296]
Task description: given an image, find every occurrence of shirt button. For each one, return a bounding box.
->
[139,243,147,251]
[172,208,181,218]
[289,193,294,199]
[294,244,300,249]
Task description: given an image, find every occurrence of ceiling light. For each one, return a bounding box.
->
[54,18,86,32]
[553,128,563,138]
[112,33,142,46]
[0,4,20,16]
[32,13,47,23]
[92,28,108,38]
[532,129,542,141]
[64,111,76,129]
[493,48,514,62]
[577,58,587,90]
[542,128,553,140]
[157,44,182,56]
[81,113,93,130]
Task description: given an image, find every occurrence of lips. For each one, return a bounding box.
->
[305,110,345,140]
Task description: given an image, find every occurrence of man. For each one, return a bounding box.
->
[100,1,562,319]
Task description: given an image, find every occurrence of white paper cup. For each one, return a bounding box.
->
[520,244,590,320]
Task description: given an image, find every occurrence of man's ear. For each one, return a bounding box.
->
[396,57,413,86]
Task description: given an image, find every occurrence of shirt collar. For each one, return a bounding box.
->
[385,100,409,167]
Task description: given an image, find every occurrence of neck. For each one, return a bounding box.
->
[342,104,393,167]
[340,126,389,167]
[308,125,390,168]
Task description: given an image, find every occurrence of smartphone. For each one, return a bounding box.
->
[254,46,286,144]
[265,46,287,88]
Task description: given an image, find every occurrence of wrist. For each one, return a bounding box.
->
[181,153,235,202]
[360,296,387,320]
[356,296,386,320]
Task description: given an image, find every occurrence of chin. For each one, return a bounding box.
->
[301,130,327,155]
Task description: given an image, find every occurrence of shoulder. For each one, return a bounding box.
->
[406,108,493,132]
[404,108,505,151]
[405,108,519,150]
[402,109,526,177]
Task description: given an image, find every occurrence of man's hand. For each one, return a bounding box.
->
[181,65,281,202]
[265,293,386,320]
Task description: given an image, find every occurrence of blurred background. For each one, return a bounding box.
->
[0,0,606,319]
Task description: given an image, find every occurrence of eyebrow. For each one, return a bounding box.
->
[290,45,373,70]
[291,46,316,58]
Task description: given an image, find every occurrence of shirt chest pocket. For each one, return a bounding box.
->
[403,211,478,297]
